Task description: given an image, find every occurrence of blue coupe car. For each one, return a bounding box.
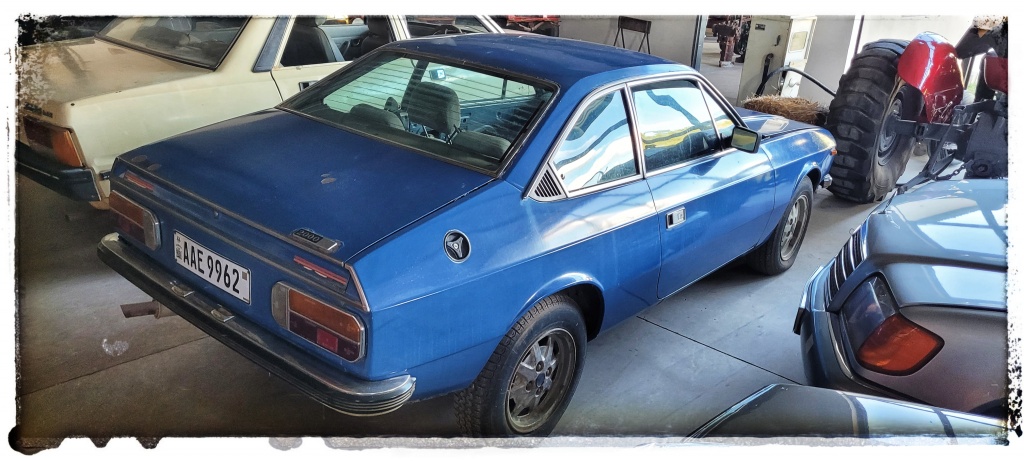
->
[98,34,835,436]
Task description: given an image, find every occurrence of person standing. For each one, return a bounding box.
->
[713,17,740,67]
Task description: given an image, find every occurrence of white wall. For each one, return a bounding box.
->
[798,16,857,106]
[798,15,973,106]
[558,16,701,66]
[557,15,974,108]
[858,15,973,46]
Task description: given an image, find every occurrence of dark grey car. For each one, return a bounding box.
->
[794,179,1007,418]
[689,384,1006,441]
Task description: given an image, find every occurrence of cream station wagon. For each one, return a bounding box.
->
[15,15,503,208]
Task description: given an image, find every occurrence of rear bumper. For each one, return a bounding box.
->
[15,141,101,201]
[97,233,415,416]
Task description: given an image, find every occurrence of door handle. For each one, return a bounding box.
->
[666,207,686,229]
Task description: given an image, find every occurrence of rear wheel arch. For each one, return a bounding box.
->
[515,279,605,342]
[559,283,604,341]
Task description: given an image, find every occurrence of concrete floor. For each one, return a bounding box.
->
[12,163,890,445]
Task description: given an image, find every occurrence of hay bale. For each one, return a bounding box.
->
[741,95,828,126]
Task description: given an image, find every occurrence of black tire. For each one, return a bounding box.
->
[747,177,813,275]
[454,294,586,436]
[826,40,924,203]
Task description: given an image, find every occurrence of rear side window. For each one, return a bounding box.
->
[97,16,245,68]
[550,90,638,193]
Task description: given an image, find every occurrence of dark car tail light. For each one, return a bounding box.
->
[110,191,161,250]
[272,283,364,361]
[841,276,943,375]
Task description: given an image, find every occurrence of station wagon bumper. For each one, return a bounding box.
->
[97,233,416,416]
[16,141,101,202]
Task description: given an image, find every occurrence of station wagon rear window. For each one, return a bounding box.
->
[281,51,554,173]
[97,17,246,68]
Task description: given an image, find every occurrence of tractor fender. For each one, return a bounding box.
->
[897,32,964,124]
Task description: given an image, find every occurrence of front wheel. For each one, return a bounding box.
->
[747,177,813,275]
[454,294,586,436]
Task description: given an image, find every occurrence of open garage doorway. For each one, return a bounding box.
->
[699,15,749,104]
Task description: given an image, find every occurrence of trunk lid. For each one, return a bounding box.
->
[18,37,211,114]
[127,109,493,262]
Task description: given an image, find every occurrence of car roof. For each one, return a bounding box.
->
[383,33,688,88]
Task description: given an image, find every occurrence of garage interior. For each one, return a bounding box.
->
[8,13,1014,447]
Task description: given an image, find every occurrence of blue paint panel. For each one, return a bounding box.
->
[647,148,776,298]
[352,179,660,386]
[125,109,492,263]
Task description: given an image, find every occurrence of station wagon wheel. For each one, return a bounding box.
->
[747,176,813,275]
[454,294,587,436]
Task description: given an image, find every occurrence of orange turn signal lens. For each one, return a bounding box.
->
[51,129,83,167]
[23,118,83,167]
[271,283,364,361]
[855,314,943,375]
[288,289,362,344]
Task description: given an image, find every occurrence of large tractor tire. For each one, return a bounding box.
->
[825,40,924,203]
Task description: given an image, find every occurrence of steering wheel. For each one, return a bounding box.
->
[431,24,463,35]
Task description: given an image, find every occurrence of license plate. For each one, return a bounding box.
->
[173,232,251,304]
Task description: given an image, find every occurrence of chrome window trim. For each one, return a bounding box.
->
[533,84,642,200]
[525,69,752,201]
[626,75,741,178]
[621,83,649,178]
[621,72,748,129]
[117,163,370,312]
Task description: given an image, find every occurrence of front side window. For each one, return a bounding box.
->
[631,80,723,171]
[97,17,246,68]
[550,91,638,193]
[281,51,554,172]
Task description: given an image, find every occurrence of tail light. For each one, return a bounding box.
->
[109,191,161,250]
[841,276,943,375]
[23,118,84,167]
[272,283,364,361]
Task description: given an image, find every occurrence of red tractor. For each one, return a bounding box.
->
[825,16,1008,202]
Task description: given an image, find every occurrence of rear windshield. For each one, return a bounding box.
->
[97,17,246,68]
[280,51,554,173]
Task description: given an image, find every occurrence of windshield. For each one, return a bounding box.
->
[405,16,491,36]
[96,17,246,68]
[281,51,554,173]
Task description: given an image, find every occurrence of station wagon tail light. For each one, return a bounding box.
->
[841,276,943,375]
[109,191,161,250]
[23,118,84,167]
[272,283,363,361]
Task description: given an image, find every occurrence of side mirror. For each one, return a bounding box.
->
[731,126,761,153]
